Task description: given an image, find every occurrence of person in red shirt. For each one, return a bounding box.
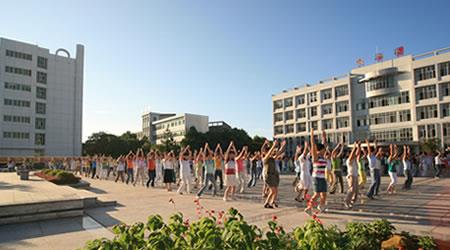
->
[146,151,156,187]
[125,151,135,184]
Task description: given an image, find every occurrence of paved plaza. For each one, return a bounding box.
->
[0,173,449,249]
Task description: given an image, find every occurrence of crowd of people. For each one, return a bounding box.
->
[4,129,448,213]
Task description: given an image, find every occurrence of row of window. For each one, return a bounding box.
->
[273,85,349,110]
[6,49,32,60]
[5,50,48,70]
[4,82,47,99]
[274,117,350,135]
[416,85,436,100]
[367,91,410,109]
[4,82,31,92]
[4,99,30,107]
[3,99,46,114]
[5,66,31,76]
[274,101,349,122]
[414,62,450,82]
[2,131,46,145]
[155,119,185,130]
[417,105,438,120]
[3,116,46,129]
[370,128,413,142]
[3,115,30,123]
[369,110,411,125]
[365,75,394,92]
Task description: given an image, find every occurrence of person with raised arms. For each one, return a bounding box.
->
[330,142,344,194]
[344,141,360,209]
[262,139,286,209]
[197,143,217,198]
[223,141,238,201]
[214,144,224,190]
[366,139,383,199]
[305,128,332,214]
[177,146,193,194]
[387,144,399,194]
[295,141,311,202]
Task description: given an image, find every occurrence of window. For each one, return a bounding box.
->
[441,82,450,97]
[285,124,294,134]
[443,123,450,137]
[398,110,411,122]
[37,71,47,84]
[416,85,437,100]
[441,103,450,117]
[309,106,317,117]
[36,102,46,114]
[35,133,46,145]
[322,104,333,115]
[415,65,436,81]
[6,49,32,60]
[321,89,332,101]
[309,121,318,130]
[336,117,349,129]
[322,119,333,130]
[36,87,47,99]
[368,91,409,109]
[3,131,30,139]
[284,98,293,108]
[356,116,368,127]
[284,111,294,121]
[356,101,366,111]
[419,125,426,139]
[274,113,283,122]
[37,56,48,69]
[427,124,436,138]
[274,125,283,135]
[35,118,46,130]
[308,92,317,103]
[336,101,349,113]
[370,111,397,125]
[296,95,305,105]
[365,76,394,92]
[296,108,306,119]
[4,82,31,92]
[4,99,30,107]
[273,100,283,110]
[416,105,438,120]
[5,66,32,76]
[335,85,348,97]
[3,115,30,123]
[296,123,306,132]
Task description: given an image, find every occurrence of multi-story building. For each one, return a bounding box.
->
[0,37,84,156]
[272,46,450,155]
[208,121,232,132]
[141,112,175,142]
[152,113,209,144]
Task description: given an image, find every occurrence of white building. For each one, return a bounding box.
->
[153,113,209,144]
[272,46,450,155]
[141,112,175,142]
[0,37,84,156]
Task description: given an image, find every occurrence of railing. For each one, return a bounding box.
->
[413,46,450,61]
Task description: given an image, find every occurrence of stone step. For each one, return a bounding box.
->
[0,209,84,225]
[0,199,84,218]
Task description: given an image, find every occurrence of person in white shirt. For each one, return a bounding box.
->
[163,151,176,191]
[402,145,413,189]
[295,142,312,202]
[366,139,383,199]
[115,156,126,183]
[434,151,443,178]
[344,141,360,209]
[177,146,193,194]
[133,149,147,186]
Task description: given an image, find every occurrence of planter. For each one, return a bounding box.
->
[19,169,29,180]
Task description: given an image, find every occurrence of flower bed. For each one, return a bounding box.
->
[82,205,437,250]
[35,169,80,185]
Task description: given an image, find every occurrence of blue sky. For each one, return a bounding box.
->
[1,1,450,141]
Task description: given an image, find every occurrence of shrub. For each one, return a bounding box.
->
[80,207,436,250]
[37,169,80,185]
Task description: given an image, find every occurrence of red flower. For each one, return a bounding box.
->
[210,210,215,214]
[272,215,278,221]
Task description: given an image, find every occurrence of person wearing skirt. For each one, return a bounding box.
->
[223,141,238,201]
[163,152,176,191]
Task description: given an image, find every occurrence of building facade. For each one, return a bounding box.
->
[0,38,84,156]
[272,46,450,156]
[152,113,209,144]
[141,112,175,142]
